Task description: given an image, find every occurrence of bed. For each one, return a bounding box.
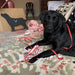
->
[0,1,75,75]
[0,29,75,75]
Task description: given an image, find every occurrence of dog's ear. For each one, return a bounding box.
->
[57,12,66,28]
[39,10,48,24]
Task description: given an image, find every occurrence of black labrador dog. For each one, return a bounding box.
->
[26,10,75,63]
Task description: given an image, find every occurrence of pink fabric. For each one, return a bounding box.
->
[27,20,44,33]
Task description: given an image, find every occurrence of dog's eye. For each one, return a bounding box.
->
[46,16,50,19]
[53,16,56,20]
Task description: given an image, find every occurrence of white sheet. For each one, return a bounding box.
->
[48,1,64,10]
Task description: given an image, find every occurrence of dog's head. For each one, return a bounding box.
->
[1,13,8,17]
[39,10,66,33]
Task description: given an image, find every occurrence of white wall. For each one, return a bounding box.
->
[13,0,40,17]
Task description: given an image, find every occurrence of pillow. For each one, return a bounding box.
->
[56,2,75,21]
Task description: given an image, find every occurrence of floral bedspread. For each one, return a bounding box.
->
[0,30,75,75]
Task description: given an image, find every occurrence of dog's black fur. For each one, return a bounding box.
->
[1,13,28,31]
[26,10,75,63]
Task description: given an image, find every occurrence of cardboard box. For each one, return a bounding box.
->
[0,8,26,31]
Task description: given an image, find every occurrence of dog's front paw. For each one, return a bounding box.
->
[28,57,38,63]
[25,46,31,50]
[25,46,30,50]
[25,44,35,50]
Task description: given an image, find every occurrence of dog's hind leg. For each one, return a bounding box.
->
[60,47,75,57]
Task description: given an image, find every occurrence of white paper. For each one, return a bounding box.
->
[48,1,64,10]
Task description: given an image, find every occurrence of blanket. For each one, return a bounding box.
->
[0,30,75,75]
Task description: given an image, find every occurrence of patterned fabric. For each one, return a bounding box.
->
[57,1,75,29]
[0,30,75,75]
[56,1,75,21]
[67,9,75,29]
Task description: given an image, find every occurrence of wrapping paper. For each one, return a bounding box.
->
[27,20,44,33]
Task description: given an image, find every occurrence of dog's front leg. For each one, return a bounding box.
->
[25,39,51,50]
[28,41,61,63]
[29,48,59,63]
